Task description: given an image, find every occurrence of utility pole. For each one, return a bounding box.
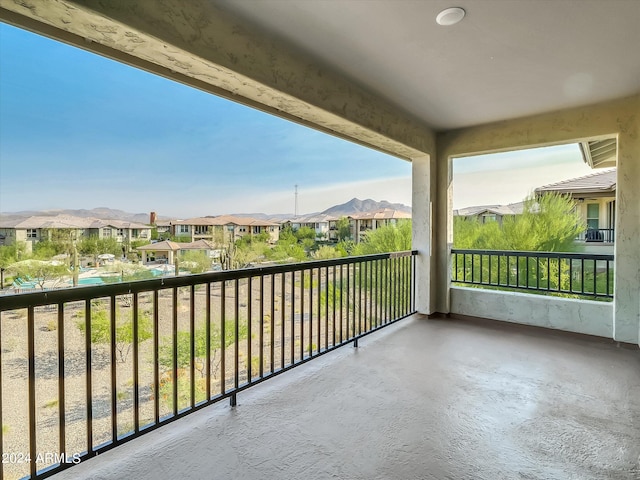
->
[294,184,298,217]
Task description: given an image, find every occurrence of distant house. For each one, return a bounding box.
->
[153,220,173,240]
[280,214,335,240]
[0,214,151,251]
[171,215,280,244]
[350,209,412,243]
[137,239,219,265]
[453,202,524,225]
[535,168,616,245]
[97,219,152,243]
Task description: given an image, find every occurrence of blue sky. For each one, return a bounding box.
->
[0,23,593,218]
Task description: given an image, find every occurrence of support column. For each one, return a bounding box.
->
[412,155,432,314]
[613,105,640,345]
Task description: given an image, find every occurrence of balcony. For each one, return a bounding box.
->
[1,3,639,479]
[576,228,615,244]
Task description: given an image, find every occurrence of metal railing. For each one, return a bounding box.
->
[451,249,613,299]
[0,251,416,479]
[576,228,615,243]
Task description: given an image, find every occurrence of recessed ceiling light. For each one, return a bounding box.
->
[436,7,466,26]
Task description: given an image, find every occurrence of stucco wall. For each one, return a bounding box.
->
[451,286,613,339]
[437,94,640,345]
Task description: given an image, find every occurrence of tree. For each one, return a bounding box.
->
[295,226,316,242]
[312,245,344,260]
[158,318,248,376]
[7,259,68,289]
[78,235,121,263]
[453,193,585,252]
[0,243,25,269]
[180,250,212,273]
[352,220,412,255]
[232,240,268,268]
[452,194,587,296]
[336,217,352,242]
[78,235,100,263]
[76,308,153,363]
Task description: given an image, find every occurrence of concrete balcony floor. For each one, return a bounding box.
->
[54,315,639,480]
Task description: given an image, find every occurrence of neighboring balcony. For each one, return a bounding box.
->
[576,227,615,243]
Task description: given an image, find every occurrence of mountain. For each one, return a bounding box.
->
[321,198,411,217]
[0,199,410,225]
[0,208,163,225]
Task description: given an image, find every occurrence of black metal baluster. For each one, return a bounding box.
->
[259,275,264,378]
[57,303,66,458]
[221,282,226,396]
[270,274,275,374]
[205,283,211,401]
[172,288,178,415]
[317,267,321,353]
[300,269,305,359]
[332,265,337,346]
[133,292,140,431]
[234,279,239,393]
[290,271,295,364]
[110,297,117,440]
[281,273,286,370]
[309,269,313,357]
[247,277,252,382]
[324,266,329,350]
[339,265,344,343]
[153,290,159,423]
[85,300,93,453]
[28,306,37,478]
[189,286,195,408]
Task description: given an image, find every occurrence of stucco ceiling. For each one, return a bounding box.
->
[217,0,640,131]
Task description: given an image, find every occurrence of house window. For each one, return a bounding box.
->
[179,225,189,234]
[27,229,37,238]
[586,204,599,230]
[117,228,125,237]
[103,228,111,237]
[481,214,497,223]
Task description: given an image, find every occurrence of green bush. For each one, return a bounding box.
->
[76,308,153,362]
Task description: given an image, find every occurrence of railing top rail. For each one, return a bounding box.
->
[0,250,417,312]
[451,248,614,261]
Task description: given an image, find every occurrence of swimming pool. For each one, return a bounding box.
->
[77,277,105,285]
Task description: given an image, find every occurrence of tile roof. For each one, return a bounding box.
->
[172,215,279,227]
[454,202,524,217]
[534,168,616,195]
[0,214,150,230]
[137,240,182,251]
[136,239,215,251]
[350,209,412,220]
